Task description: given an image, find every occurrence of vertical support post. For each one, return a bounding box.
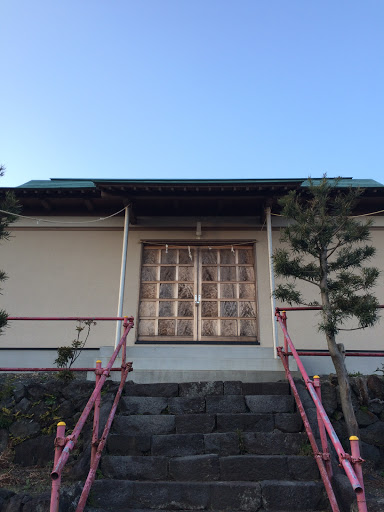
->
[266,206,278,358]
[121,317,128,371]
[91,360,102,467]
[115,206,130,348]
[314,375,332,479]
[350,436,368,512]
[50,422,66,512]
[281,310,289,370]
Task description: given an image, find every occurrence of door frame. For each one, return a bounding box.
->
[137,241,259,343]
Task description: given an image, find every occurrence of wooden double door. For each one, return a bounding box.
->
[138,245,257,342]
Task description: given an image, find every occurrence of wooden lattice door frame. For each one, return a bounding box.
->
[137,243,258,343]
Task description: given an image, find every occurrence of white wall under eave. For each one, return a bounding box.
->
[120,227,274,348]
[272,224,384,353]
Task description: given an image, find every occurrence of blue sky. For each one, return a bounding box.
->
[1,1,383,187]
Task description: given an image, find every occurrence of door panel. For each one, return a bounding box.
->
[138,245,257,342]
[198,246,257,341]
[138,246,197,341]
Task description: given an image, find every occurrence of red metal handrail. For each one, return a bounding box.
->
[0,315,135,511]
[275,309,368,512]
[7,316,130,321]
[49,316,134,511]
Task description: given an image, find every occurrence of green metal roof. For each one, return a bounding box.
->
[301,178,384,188]
[15,177,384,189]
[18,180,97,189]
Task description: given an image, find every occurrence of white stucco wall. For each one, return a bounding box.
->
[1,214,383,367]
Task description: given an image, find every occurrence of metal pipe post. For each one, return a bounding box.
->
[91,360,102,467]
[50,422,66,512]
[275,312,364,493]
[281,310,289,370]
[51,320,134,480]
[313,375,332,479]
[266,206,278,358]
[277,348,340,512]
[121,317,128,369]
[115,206,130,348]
[350,436,368,512]
[75,365,131,512]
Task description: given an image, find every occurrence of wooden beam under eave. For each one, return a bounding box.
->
[128,204,137,225]
[84,200,94,212]
[41,199,51,211]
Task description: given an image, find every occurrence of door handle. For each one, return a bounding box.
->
[195,294,201,305]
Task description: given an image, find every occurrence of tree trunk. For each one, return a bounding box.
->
[319,248,359,439]
[326,333,359,438]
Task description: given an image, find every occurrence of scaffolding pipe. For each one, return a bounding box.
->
[266,207,278,358]
[115,206,130,348]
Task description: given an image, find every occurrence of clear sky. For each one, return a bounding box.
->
[1,1,383,187]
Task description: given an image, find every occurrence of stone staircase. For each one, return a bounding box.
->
[86,381,329,512]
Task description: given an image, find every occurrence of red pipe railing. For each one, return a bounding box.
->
[296,351,384,357]
[7,316,130,321]
[49,316,134,512]
[276,347,340,511]
[275,308,368,512]
[0,314,134,512]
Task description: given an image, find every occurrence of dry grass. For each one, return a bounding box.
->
[363,460,384,500]
[0,447,51,494]
[0,445,74,496]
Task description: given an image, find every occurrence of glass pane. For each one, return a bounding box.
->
[141,283,157,299]
[143,249,159,264]
[240,319,257,336]
[161,249,177,264]
[159,301,174,317]
[159,283,176,298]
[158,319,176,336]
[220,267,236,281]
[202,267,217,281]
[239,266,255,282]
[220,249,235,264]
[201,249,217,264]
[201,301,218,318]
[179,267,194,281]
[141,266,158,281]
[202,320,217,336]
[178,301,194,317]
[177,320,193,336]
[221,319,237,336]
[202,283,217,299]
[239,283,255,299]
[178,283,194,299]
[160,266,176,281]
[138,320,155,336]
[239,301,256,318]
[179,249,193,264]
[220,283,236,298]
[238,249,253,264]
[139,301,156,317]
[220,301,237,317]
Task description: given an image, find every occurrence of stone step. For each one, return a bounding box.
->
[112,412,303,436]
[85,509,324,512]
[118,394,295,415]
[120,381,291,397]
[87,479,327,511]
[96,346,298,383]
[100,454,319,482]
[106,431,308,456]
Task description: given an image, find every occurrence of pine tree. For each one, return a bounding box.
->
[273,176,380,438]
[0,166,20,332]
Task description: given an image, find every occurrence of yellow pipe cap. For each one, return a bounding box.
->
[96,360,102,363]
[57,422,66,426]
[313,375,320,379]
[349,436,359,441]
